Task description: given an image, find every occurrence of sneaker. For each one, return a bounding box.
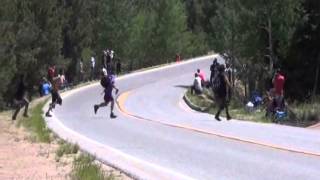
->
[215,115,221,121]
[110,113,117,119]
[94,105,99,114]
[45,112,52,117]
[23,114,29,118]
[227,116,232,120]
[12,116,16,121]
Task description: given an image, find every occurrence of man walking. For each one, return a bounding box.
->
[213,65,232,121]
[12,75,29,120]
[94,69,119,119]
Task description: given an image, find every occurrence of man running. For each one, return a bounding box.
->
[94,69,119,119]
[12,75,29,120]
[45,74,62,117]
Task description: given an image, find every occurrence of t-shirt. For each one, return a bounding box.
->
[274,74,285,96]
[48,67,55,80]
[91,57,95,68]
[194,77,202,91]
[198,71,206,82]
[42,83,51,95]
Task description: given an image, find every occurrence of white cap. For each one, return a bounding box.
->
[102,68,107,76]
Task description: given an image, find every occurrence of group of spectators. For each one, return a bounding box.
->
[191,56,286,121]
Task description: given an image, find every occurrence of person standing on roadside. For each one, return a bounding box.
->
[213,65,232,121]
[12,75,29,120]
[210,58,218,85]
[90,56,96,80]
[272,68,285,109]
[225,62,233,98]
[47,65,55,83]
[79,59,84,82]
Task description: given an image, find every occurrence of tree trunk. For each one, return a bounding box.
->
[267,17,274,75]
[312,54,320,100]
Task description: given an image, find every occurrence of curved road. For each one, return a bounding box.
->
[45,55,320,180]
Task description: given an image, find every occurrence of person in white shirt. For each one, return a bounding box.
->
[90,56,96,80]
[191,73,203,95]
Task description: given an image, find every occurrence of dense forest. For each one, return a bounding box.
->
[0,0,319,109]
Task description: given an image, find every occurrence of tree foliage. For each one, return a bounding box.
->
[0,0,319,109]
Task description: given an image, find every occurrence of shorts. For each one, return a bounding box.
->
[52,91,62,105]
[104,94,114,103]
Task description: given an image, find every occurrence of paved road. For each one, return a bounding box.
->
[48,55,320,180]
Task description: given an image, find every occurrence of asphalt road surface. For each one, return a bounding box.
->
[49,55,320,180]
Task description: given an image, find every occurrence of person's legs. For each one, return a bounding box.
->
[12,100,21,120]
[22,98,29,117]
[215,97,224,121]
[225,101,231,120]
[46,92,57,117]
[110,100,116,118]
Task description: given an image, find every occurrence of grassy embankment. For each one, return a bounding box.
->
[16,99,117,180]
[185,88,320,127]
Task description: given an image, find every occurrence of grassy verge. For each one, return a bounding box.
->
[286,101,320,127]
[56,140,80,160]
[18,101,52,143]
[71,153,115,180]
[186,88,320,126]
[185,88,271,123]
[13,98,120,179]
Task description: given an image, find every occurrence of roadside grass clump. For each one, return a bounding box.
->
[56,140,79,158]
[19,102,52,143]
[185,88,271,123]
[71,153,115,180]
[287,101,320,127]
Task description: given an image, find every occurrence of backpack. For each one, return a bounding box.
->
[211,73,225,96]
[100,76,110,88]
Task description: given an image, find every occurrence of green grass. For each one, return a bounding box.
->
[71,153,115,180]
[19,102,52,143]
[286,101,320,127]
[186,88,271,123]
[56,140,79,158]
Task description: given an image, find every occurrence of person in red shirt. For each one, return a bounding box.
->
[47,65,55,83]
[197,69,206,87]
[272,69,285,109]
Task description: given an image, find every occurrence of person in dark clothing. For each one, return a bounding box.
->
[93,70,119,119]
[225,62,233,99]
[214,65,232,121]
[45,75,62,117]
[116,58,121,75]
[12,75,29,120]
[210,58,218,85]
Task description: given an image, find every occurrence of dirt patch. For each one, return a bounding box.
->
[0,100,132,180]
[0,111,70,179]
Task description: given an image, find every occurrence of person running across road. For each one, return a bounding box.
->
[45,75,62,117]
[12,75,29,120]
[213,64,232,121]
[94,69,119,119]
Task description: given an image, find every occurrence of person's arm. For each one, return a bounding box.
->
[224,75,231,100]
[112,84,119,94]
